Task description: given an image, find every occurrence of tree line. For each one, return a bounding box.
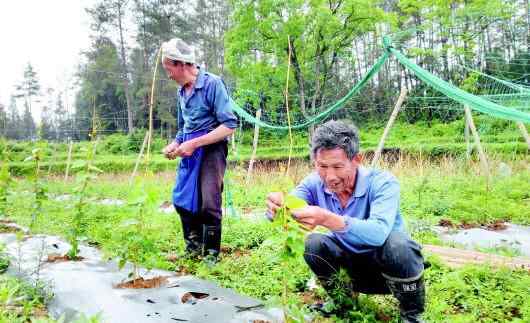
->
[1,0,529,141]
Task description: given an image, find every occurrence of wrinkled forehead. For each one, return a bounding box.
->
[314,147,350,163]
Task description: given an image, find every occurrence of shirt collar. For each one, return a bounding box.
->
[322,166,370,198]
[194,69,206,89]
[353,166,370,197]
[178,68,206,96]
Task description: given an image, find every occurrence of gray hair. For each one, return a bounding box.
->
[311,120,360,159]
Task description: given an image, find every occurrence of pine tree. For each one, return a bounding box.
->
[0,102,6,138]
[13,63,41,139]
[6,97,22,140]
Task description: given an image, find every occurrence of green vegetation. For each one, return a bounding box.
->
[24,149,46,230]
[114,187,158,279]
[1,148,528,321]
[4,117,529,177]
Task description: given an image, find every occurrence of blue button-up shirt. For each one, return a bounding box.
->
[292,166,407,253]
[176,70,238,143]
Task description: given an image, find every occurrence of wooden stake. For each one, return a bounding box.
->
[130,131,149,184]
[47,143,57,176]
[464,113,472,160]
[464,106,490,179]
[371,86,408,167]
[516,121,530,150]
[64,141,73,181]
[247,108,262,181]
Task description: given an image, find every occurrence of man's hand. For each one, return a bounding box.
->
[291,206,326,230]
[292,206,347,231]
[174,140,198,157]
[266,192,284,219]
[163,142,180,160]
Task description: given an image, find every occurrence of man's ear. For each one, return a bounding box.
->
[352,154,363,164]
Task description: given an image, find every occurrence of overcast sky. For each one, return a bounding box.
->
[0,1,93,117]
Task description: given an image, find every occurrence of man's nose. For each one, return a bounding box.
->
[325,169,338,181]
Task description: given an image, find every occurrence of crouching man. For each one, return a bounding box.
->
[266,120,425,322]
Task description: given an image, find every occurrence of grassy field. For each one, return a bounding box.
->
[1,150,529,322]
[3,117,529,176]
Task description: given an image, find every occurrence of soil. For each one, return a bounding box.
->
[46,253,84,262]
[114,276,169,289]
[485,220,508,231]
[220,246,251,257]
[181,291,209,304]
[299,290,323,305]
[376,312,393,322]
[0,223,21,233]
[438,219,455,227]
[459,221,477,229]
[159,201,172,208]
[439,218,507,231]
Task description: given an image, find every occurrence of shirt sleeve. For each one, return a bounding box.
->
[175,97,184,143]
[333,175,400,248]
[207,78,238,129]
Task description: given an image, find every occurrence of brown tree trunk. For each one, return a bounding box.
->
[116,0,134,134]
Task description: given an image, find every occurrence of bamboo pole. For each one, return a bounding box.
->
[285,36,293,175]
[64,141,73,181]
[516,121,530,149]
[371,86,408,167]
[247,108,262,181]
[146,47,163,163]
[464,106,490,179]
[130,131,149,184]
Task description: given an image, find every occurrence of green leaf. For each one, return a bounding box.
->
[72,161,87,170]
[118,258,126,270]
[284,194,307,210]
[88,165,104,173]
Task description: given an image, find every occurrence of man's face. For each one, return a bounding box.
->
[314,148,360,195]
[162,58,186,85]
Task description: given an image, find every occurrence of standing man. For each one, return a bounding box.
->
[266,120,425,322]
[161,38,238,260]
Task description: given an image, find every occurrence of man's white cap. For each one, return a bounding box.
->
[161,38,196,64]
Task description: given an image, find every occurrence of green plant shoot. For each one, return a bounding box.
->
[24,148,46,229]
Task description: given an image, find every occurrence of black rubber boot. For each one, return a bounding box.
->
[202,224,222,260]
[179,214,203,257]
[385,274,426,323]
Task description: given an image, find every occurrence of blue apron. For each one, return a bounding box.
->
[172,130,208,213]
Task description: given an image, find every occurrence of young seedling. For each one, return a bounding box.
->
[24,148,46,230]
[0,143,11,218]
[67,144,102,260]
[270,194,309,322]
[67,107,102,260]
[115,186,157,284]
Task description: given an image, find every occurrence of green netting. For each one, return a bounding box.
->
[387,41,530,124]
[230,36,530,128]
[230,51,390,130]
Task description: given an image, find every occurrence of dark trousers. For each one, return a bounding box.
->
[175,141,227,251]
[304,231,425,294]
